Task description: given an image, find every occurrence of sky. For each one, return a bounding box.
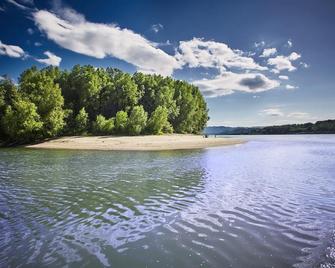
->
[0,0,334,127]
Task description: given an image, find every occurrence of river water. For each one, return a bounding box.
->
[0,135,335,267]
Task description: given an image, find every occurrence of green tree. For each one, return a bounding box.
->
[172,81,208,134]
[1,98,43,142]
[74,108,88,134]
[19,67,65,137]
[127,105,148,135]
[115,110,128,134]
[93,115,115,135]
[0,80,20,139]
[59,65,110,119]
[147,106,171,134]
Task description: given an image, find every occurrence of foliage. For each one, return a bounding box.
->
[205,120,335,135]
[0,65,209,144]
[127,105,148,135]
[1,98,43,142]
[93,115,115,135]
[115,110,128,134]
[147,106,171,134]
[74,108,88,134]
[19,67,65,137]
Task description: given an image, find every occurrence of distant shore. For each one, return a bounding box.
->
[24,134,244,151]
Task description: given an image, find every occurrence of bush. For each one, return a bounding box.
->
[1,99,43,142]
[93,115,115,135]
[115,110,128,134]
[75,108,88,134]
[127,105,148,135]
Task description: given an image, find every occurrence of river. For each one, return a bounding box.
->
[0,135,334,267]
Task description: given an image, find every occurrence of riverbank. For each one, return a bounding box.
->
[24,134,244,151]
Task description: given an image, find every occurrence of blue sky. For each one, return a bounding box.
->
[0,0,334,126]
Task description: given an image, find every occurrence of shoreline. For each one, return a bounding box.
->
[24,134,244,151]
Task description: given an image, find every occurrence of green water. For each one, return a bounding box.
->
[1,135,335,267]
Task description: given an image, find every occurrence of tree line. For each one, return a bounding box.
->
[0,65,208,144]
[205,120,335,135]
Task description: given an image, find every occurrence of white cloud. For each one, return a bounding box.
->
[288,52,301,61]
[176,38,267,72]
[279,75,289,80]
[33,9,179,76]
[36,51,61,66]
[287,40,293,48]
[151,23,163,33]
[27,28,34,35]
[254,41,265,47]
[261,108,284,117]
[193,71,279,97]
[300,62,309,68]
[285,84,297,90]
[267,52,301,72]
[34,41,42,46]
[0,40,25,58]
[260,47,277,58]
[287,112,309,118]
[6,0,35,11]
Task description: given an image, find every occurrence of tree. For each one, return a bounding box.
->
[74,108,88,134]
[0,65,209,144]
[59,65,110,120]
[111,72,140,113]
[172,81,208,134]
[19,67,65,137]
[1,98,43,142]
[115,110,128,134]
[93,115,115,135]
[0,80,20,139]
[147,106,171,134]
[127,105,148,135]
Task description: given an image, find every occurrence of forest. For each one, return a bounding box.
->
[0,65,209,144]
[205,120,335,135]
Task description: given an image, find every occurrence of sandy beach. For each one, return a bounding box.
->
[25,134,244,151]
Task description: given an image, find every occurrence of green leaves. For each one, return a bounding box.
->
[147,106,170,135]
[0,65,209,144]
[128,105,148,135]
[74,108,89,135]
[93,115,115,135]
[1,99,43,142]
[115,111,128,134]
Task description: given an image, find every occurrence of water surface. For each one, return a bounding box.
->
[0,135,335,267]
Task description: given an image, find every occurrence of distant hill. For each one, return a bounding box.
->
[205,119,335,135]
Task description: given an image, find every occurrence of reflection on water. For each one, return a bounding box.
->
[0,135,335,267]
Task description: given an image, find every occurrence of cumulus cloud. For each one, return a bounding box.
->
[287,112,309,118]
[261,108,284,117]
[34,41,42,46]
[285,84,297,90]
[279,75,289,80]
[300,62,309,68]
[254,41,265,47]
[36,51,61,66]
[176,38,267,72]
[6,0,36,11]
[0,40,25,58]
[151,23,163,33]
[287,40,293,47]
[267,52,301,72]
[260,48,277,58]
[33,9,179,76]
[193,72,279,97]
[27,27,34,35]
